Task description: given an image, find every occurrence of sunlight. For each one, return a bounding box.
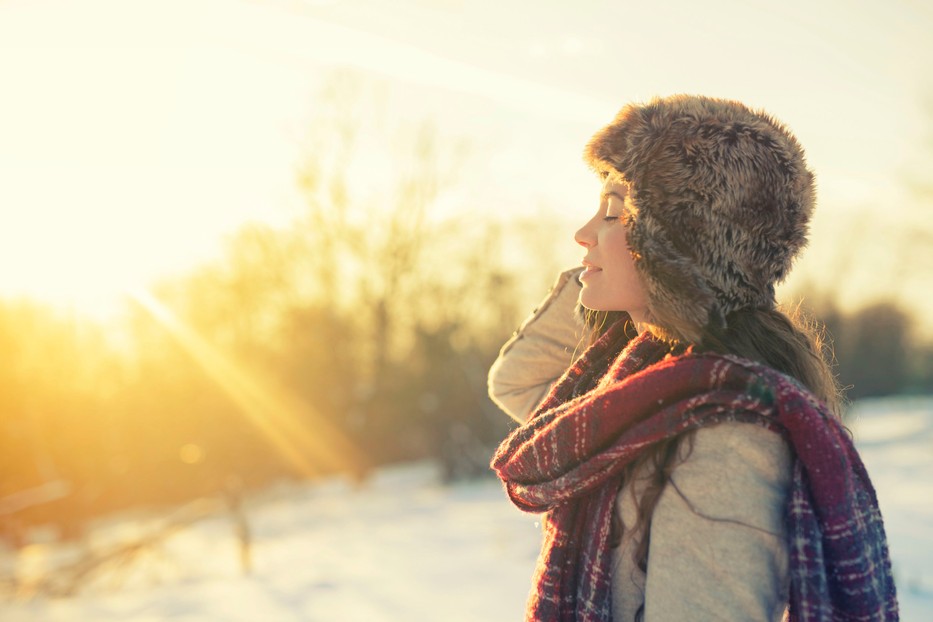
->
[0,0,610,321]
[128,287,368,480]
[0,0,304,318]
[178,443,205,465]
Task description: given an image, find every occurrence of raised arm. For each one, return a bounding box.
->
[487,268,584,423]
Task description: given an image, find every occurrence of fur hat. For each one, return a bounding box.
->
[584,94,815,343]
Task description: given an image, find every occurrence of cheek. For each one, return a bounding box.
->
[605,228,647,300]
[603,228,634,270]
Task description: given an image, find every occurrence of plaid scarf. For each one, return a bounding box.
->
[492,319,898,621]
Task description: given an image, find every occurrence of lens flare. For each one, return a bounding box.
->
[128,287,368,480]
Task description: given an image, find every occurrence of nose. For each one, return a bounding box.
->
[574,213,599,248]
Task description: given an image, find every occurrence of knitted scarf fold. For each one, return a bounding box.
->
[491,319,898,622]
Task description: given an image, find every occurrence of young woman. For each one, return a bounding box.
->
[489,95,898,622]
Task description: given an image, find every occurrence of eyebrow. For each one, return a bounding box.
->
[601,190,628,202]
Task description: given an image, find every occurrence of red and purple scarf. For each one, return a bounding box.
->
[492,319,898,621]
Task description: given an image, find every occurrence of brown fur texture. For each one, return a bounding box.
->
[584,95,815,343]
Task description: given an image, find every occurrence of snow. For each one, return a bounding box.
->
[848,397,933,621]
[1,464,540,622]
[2,398,932,621]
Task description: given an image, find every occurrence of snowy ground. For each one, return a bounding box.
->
[2,397,932,621]
[847,397,933,621]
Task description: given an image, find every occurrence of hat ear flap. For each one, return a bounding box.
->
[629,217,717,344]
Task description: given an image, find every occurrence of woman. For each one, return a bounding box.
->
[489,95,898,622]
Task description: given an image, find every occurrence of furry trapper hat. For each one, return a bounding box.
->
[584,94,815,343]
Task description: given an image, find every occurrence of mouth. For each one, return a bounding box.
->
[579,260,601,281]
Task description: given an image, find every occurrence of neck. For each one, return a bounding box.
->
[628,311,649,335]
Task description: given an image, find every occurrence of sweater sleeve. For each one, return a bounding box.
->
[487,268,585,423]
[612,422,793,622]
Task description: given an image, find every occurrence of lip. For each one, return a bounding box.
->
[579,260,602,282]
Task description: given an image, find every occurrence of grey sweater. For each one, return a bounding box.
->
[488,269,792,622]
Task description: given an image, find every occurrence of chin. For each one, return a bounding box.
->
[579,293,611,312]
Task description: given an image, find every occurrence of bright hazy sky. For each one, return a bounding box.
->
[1,0,931,320]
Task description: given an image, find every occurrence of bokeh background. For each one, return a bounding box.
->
[1,0,932,619]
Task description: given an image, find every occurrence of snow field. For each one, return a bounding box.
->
[2,397,931,621]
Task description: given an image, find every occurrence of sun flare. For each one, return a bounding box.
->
[129,287,369,479]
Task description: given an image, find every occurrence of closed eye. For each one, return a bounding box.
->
[604,195,626,220]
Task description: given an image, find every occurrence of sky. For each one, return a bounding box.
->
[0,0,931,322]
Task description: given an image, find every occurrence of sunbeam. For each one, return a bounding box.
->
[128,287,369,481]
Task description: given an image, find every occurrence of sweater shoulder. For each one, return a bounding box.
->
[616,422,792,536]
[670,422,792,534]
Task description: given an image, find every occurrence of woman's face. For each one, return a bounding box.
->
[574,179,649,324]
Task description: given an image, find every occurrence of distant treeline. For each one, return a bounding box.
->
[2,227,931,546]
[818,301,933,399]
[0,214,526,544]
[0,88,574,542]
